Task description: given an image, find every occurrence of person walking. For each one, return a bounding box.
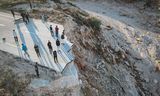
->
[49,25,54,36]
[34,44,41,57]
[13,30,19,45]
[47,40,53,54]
[53,50,58,63]
[35,62,40,78]
[55,25,59,38]
[11,9,15,18]
[22,43,30,57]
[56,39,60,51]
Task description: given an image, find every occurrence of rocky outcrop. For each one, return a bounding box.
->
[0,50,60,95]
[2,0,159,95]
[58,4,160,95]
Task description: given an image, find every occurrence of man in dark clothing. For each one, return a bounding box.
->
[53,50,58,63]
[56,39,60,51]
[47,40,53,54]
[35,62,40,78]
[2,38,6,43]
[21,13,25,22]
[25,13,30,23]
[61,30,65,39]
[21,13,27,24]
[13,30,19,46]
[61,30,65,44]
[50,25,53,36]
[24,14,28,24]
[61,34,64,40]
[11,9,15,18]
[55,26,59,38]
[34,44,41,57]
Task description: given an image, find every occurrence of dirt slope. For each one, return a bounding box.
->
[0,0,160,95]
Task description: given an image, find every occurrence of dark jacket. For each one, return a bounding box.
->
[34,45,39,53]
[53,51,57,57]
[61,34,65,39]
[50,26,53,31]
[47,41,52,49]
[56,39,60,46]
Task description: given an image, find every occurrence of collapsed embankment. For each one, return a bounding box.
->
[1,0,160,95]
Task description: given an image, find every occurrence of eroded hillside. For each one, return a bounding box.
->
[0,0,160,96]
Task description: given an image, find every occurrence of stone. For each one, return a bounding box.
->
[144,78,150,83]
[106,25,112,30]
[153,79,158,84]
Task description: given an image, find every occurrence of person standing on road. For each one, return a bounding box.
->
[34,44,41,57]
[56,39,60,51]
[50,25,54,36]
[44,14,47,22]
[21,13,27,24]
[13,30,19,46]
[2,38,6,43]
[35,62,40,78]
[22,43,30,57]
[47,40,53,55]
[53,50,58,63]
[25,12,30,23]
[61,30,65,44]
[11,9,15,18]
[21,13,25,22]
[55,25,59,38]
[41,14,44,22]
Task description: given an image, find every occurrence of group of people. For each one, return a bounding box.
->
[10,9,67,78]
[12,26,65,64]
[21,12,30,24]
[41,14,48,22]
[49,25,65,43]
[49,25,60,38]
[48,25,66,63]
[11,9,30,24]
[47,41,58,63]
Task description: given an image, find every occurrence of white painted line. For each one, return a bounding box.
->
[0,14,13,19]
[0,24,6,27]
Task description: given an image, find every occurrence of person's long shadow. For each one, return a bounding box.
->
[25,19,55,69]
[16,44,23,58]
[15,22,33,60]
[16,23,26,44]
[40,20,73,69]
[40,20,58,40]
[11,22,24,58]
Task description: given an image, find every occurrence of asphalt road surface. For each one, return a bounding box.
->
[0,11,78,78]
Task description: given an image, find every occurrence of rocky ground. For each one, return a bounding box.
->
[0,50,59,95]
[63,0,160,96]
[0,50,80,96]
[0,0,160,96]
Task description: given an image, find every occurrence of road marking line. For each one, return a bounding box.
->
[0,24,6,27]
[0,14,13,19]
